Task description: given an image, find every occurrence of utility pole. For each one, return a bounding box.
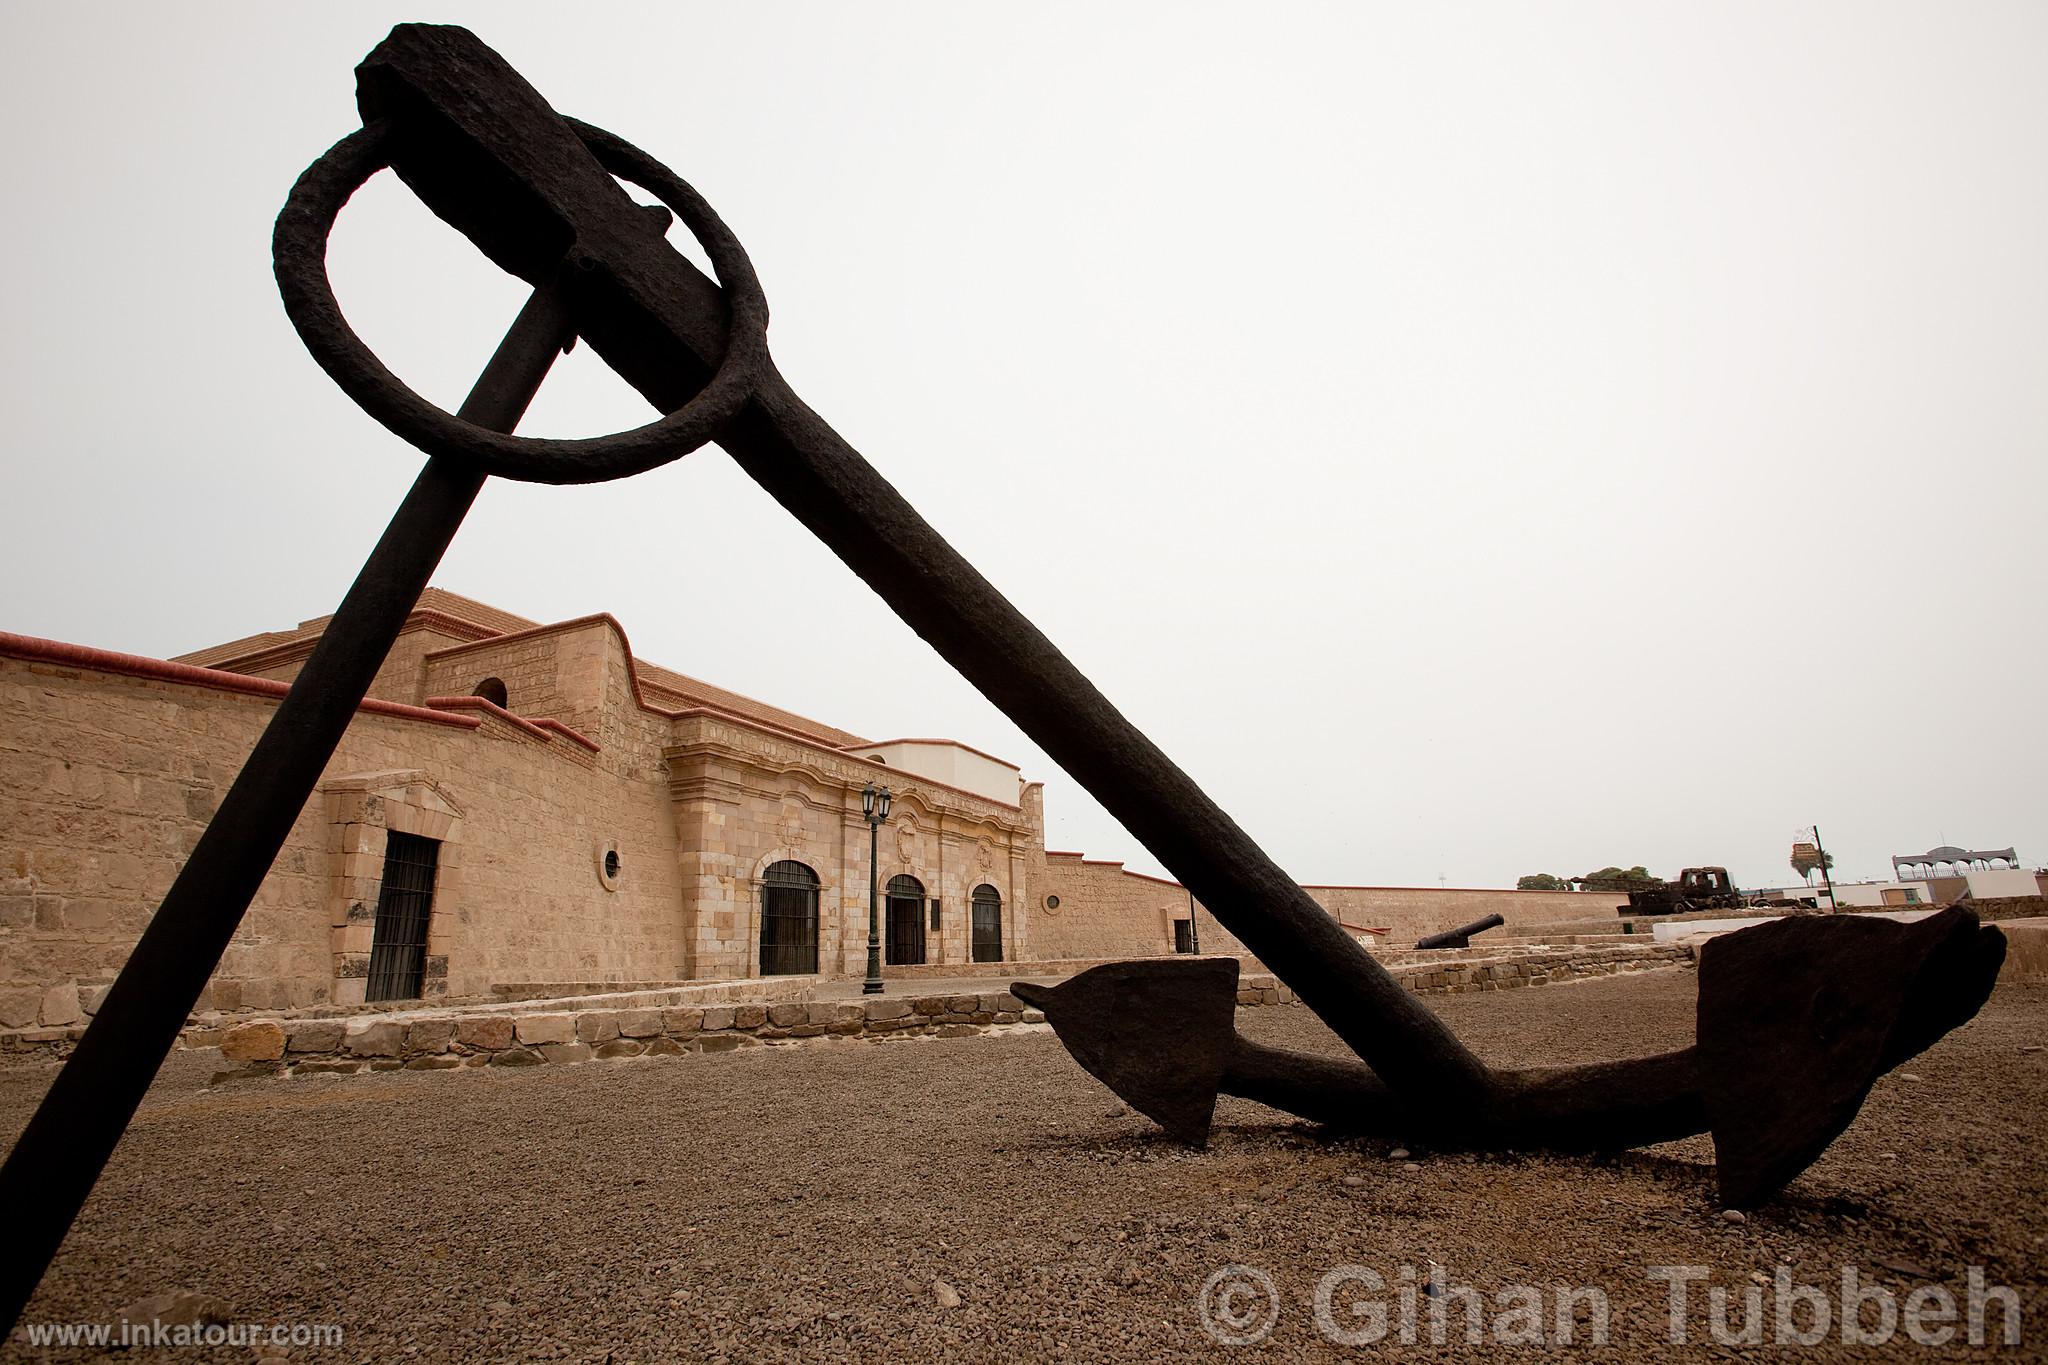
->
[1813,823,1838,910]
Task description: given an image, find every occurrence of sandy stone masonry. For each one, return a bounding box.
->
[175,941,1696,1080]
[208,988,1053,1078]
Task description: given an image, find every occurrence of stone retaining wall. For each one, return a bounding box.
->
[205,990,1051,1079]
[1,944,1695,1065]
[1376,942,1692,991]
[1965,896,2048,924]
[877,955,1228,982]
[485,978,818,1005]
[1995,918,2048,984]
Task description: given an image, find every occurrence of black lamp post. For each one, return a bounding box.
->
[862,782,892,995]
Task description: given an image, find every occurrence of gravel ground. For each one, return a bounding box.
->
[3,969,2042,1362]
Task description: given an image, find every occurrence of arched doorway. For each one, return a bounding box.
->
[971,884,1003,962]
[886,874,926,965]
[471,677,508,708]
[759,860,820,976]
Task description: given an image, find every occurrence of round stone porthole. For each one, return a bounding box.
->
[596,841,623,892]
[1044,893,1061,912]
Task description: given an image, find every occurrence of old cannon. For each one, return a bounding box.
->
[1415,914,1506,950]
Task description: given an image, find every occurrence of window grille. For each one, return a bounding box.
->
[971,885,1004,963]
[886,874,926,965]
[760,860,820,976]
[367,831,439,1002]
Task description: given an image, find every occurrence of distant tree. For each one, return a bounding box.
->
[1790,847,1835,882]
[1516,873,1571,891]
[1576,865,1660,893]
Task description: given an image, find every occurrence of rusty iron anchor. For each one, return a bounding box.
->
[1016,906,2004,1206]
[0,23,2008,1330]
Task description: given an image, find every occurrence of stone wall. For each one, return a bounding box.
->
[1031,853,1630,961]
[421,621,613,740]
[1997,918,2048,984]
[3,936,1694,1060]
[1032,854,1247,961]
[205,989,1049,1077]
[0,646,689,1022]
[1305,884,1629,945]
[187,943,1694,1079]
[0,616,1050,1025]
[665,713,1040,981]
[219,621,480,707]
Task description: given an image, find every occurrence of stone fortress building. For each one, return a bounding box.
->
[1,591,1625,1028]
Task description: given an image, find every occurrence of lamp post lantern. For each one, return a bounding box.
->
[862,782,892,994]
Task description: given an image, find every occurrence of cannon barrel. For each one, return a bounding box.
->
[1416,913,1507,951]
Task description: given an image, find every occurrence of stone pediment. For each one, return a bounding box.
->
[322,770,466,820]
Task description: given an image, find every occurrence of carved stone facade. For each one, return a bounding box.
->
[666,713,1036,980]
[322,771,464,1005]
[0,590,1042,1019]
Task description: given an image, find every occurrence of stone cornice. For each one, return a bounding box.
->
[841,736,1023,772]
[192,610,496,676]
[665,712,1024,821]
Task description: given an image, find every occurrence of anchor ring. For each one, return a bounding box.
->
[272,116,769,485]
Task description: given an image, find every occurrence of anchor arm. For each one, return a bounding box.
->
[1021,910,1999,1206]
[1221,1036,1709,1151]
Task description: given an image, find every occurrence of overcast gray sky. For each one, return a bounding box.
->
[2,2,2042,891]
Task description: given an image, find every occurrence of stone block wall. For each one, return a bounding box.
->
[0,648,690,1021]
[1304,885,1630,945]
[221,622,479,707]
[421,628,590,730]
[1032,854,1245,961]
[3,939,1694,1060]
[665,713,1040,982]
[204,988,1050,1078]
[1996,918,2048,983]
[187,943,1694,1080]
[1031,851,1633,961]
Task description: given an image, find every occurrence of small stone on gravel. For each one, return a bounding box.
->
[932,1279,962,1309]
[117,1288,226,1329]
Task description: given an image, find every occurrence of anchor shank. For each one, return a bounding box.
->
[721,370,1501,1115]
[341,24,1504,1120]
